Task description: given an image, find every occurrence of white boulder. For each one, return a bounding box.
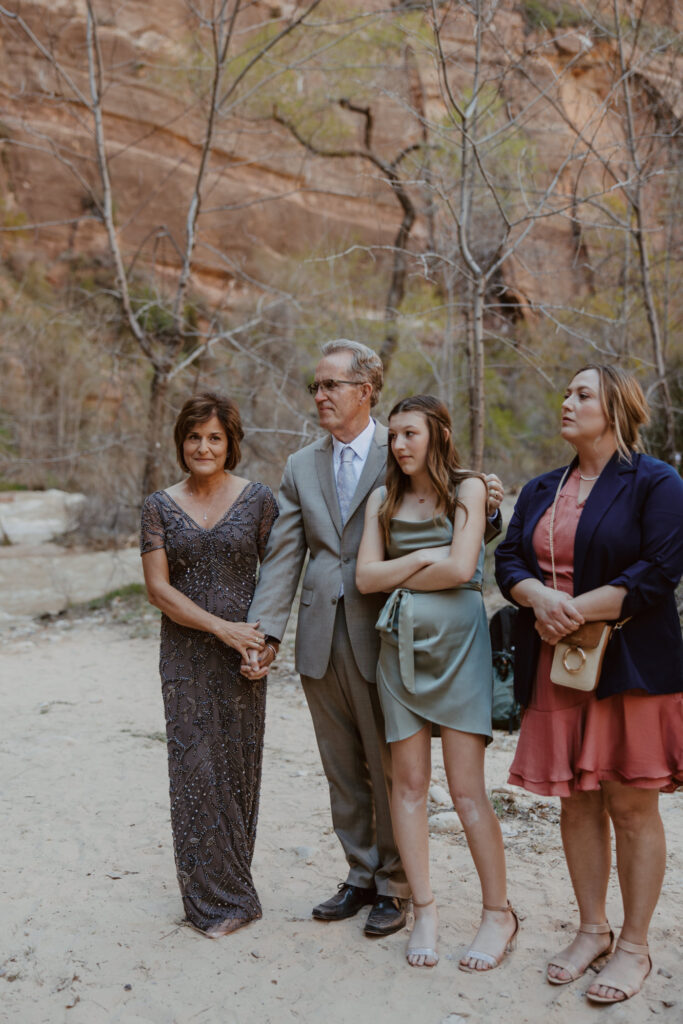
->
[0,489,87,545]
[428,784,452,807]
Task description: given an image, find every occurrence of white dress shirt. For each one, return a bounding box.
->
[332,418,377,491]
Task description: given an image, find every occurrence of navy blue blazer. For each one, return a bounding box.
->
[495,452,683,706]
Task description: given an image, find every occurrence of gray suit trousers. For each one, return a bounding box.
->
[301,602,409,898]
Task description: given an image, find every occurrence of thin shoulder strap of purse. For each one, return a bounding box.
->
[549,465,631,630]
[548,465,572,592]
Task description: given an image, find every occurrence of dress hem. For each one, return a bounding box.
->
[508,770,683,797]
[387,718,492,745]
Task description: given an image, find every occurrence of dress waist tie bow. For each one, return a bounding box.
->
[376,583,482,695]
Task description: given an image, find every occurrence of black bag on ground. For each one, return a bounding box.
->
[489,605,521,732]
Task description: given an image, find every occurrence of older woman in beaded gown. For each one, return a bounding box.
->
[140,392,278,938]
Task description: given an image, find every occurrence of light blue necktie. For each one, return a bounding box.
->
[336,445,356,524]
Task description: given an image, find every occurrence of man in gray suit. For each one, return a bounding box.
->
[244,340,502,937]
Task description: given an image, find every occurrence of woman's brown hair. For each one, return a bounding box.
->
[174,392,244,473]
[378,394,485,547]
[572,364,650,459]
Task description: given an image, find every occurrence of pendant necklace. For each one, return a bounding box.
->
[188,478,225,522]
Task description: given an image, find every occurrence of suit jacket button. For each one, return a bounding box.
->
[331,597,337,605]
[343,556,350,564]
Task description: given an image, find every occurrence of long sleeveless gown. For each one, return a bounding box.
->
[375,512,493,744]
[140,482,278,932]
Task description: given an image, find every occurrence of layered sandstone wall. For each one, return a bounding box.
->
[0,0,679,310]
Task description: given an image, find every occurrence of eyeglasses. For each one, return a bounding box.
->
[306,378,365,396]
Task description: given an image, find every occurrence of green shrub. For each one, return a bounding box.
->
[520,0,585,31]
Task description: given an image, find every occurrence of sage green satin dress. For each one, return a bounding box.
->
[376,514,493,744]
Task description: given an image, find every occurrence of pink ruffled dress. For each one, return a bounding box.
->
[508,468,683,797]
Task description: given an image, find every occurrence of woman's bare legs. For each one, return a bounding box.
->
[390,725,439,966]
[587,782,663,1001]
[547,789,613,981]
[440,729,515,970]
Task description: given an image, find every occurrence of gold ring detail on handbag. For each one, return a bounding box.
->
[562,645,587,673]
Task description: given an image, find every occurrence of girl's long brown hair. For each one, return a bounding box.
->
[378,395,485,548]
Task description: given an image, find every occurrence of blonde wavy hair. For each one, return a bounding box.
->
[573,364,650,459]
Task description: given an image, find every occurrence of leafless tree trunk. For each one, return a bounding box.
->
[0,0,324,496]
[429,1,556,466]
[613,0,676,461]
[273,99,422,374]
[505,0,680,460]
[145,366,170,495]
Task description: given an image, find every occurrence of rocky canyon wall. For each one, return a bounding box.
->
[0,0,679,315]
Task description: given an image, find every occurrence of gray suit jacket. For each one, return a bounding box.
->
[249,422,389,682]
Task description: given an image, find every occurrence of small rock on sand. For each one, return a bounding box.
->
[428,811,463,834]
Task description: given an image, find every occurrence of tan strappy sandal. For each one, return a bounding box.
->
[459,901,519,972]
[586,937,652,1004]
[406,896,439,968]
[546,921,614,985]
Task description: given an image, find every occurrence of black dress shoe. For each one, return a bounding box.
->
[312,883,376,921]
[364,895,407,937]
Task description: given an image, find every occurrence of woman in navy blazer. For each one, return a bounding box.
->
[495,365,683,1006]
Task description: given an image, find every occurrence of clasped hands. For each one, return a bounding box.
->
[241,636,278,680]
[213,618,274,678]
[532,588,584,646]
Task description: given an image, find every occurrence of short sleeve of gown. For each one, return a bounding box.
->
[257,486,279,562]
[140,493,166,555]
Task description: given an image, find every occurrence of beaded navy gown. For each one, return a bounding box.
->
[140,482,278,933]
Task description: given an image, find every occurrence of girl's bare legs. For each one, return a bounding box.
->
[390,725,439,965]
[547,789,612,981]
[440,728,516,970]
[587,782,664,1001]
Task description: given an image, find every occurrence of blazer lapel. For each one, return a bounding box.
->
[345,424,388,526]
[574,452,633,589]
[315,435,343,536]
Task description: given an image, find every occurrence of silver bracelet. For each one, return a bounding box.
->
[265,642,278,658]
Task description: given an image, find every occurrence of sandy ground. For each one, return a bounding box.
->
[1,607,682,1024]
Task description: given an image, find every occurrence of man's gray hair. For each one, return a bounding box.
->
[320,339,383,408]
